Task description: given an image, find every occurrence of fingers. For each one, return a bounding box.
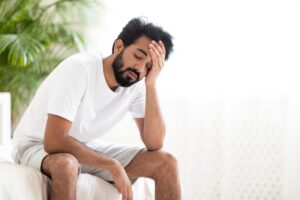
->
[121,189,126,200]
[122,184,132,200]
[158,40,166,55]
[118,186,126,200]
[149,40,165,69]
[149,47,158,68]
[151,40,166,57]
[127,182,133,200]
[115,184,125,200]
[123,181,132,200]
[116,180,132,200]
[152,41,164,65]
[111,162,132,200]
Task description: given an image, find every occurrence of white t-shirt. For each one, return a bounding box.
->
[13,52,145,144]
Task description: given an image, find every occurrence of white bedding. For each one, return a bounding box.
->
[0,145,154,200]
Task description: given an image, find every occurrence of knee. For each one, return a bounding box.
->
[151,151,179,178]
[50,153,79,178]
[162,151,178,170]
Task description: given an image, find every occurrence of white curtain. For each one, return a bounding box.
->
[104,95,300,199]
[156,95,300,200]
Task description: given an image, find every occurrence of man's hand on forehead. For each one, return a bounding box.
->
[149,40,166,68]
[145,40,166,85]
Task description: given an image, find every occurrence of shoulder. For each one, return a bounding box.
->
[54,52,102,75]
[69,51,101,61]
[64,52,101,67]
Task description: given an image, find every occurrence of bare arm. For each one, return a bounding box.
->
[44,114,116,169]
[44,114,132,200]
[135,85,165,150]
[135,40,167,151]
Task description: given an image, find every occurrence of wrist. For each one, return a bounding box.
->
[145,81,156,89]
[108,159,121,173]
[100,157,119,171]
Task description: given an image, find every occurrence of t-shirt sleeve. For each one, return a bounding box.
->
[129,84,146,118]
[47,59,88,122]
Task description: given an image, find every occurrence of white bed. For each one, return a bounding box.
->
[0,145,154,200]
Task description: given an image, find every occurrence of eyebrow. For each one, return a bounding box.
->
[137,48,148,57]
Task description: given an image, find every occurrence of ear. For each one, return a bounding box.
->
[113,39,124,54]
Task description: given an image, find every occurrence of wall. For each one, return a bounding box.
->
[0,93,11,145]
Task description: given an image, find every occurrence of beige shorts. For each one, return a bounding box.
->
[13,137,143,183]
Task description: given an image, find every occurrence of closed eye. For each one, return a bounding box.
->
[134,54,143,60]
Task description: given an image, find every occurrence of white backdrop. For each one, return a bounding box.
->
[84,0,300,199]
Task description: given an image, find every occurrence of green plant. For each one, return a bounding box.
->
[0,0,100,126]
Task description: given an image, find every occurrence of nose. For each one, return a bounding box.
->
[134,63,146,74]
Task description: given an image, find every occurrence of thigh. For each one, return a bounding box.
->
[14,138,47,172]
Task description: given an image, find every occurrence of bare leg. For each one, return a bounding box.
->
[41,153,79,200]
[125,149,181,200]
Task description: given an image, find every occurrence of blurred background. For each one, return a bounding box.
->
[1,0,300,199]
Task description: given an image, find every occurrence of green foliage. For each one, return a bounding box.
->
[0,0,100,124]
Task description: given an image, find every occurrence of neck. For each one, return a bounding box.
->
[102,55,119,91]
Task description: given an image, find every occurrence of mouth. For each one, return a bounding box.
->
[127,71,138,81]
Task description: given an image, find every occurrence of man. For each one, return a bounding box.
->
[12,17,181,200]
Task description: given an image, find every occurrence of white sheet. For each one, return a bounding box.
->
[0,163,48,199]
[0,145,154,200]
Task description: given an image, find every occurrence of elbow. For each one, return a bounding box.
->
[146,146,163,151]
[145,141,164,151]
[142,129,165,151]
[44,138,63,154]
[44,141,55,154]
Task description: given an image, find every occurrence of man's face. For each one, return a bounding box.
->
[112,49,140,87]
[112,36,153,87]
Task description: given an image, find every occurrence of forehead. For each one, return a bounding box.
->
[129,36,152,55]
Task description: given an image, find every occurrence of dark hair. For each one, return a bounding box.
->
[113,17,174,60]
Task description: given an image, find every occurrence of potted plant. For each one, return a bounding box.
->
[0,0,100,128]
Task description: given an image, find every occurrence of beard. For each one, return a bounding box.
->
[112,50,141,87]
